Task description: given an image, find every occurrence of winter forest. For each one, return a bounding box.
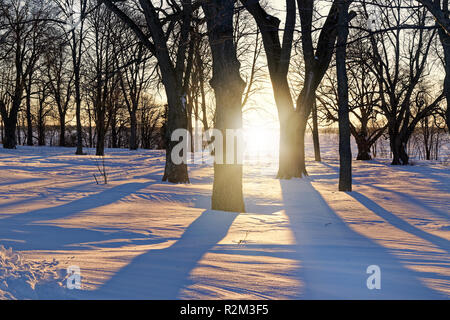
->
[0,0,449,300]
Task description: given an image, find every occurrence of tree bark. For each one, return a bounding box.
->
[2,117,17,149]
[130,111,138,150]
[336,0,352,191]
[355,133,372,160]
[59,116,66,147]
[25,77,33,146]
[312,100,321,161]
[102,0,192,183]
[96,118,106,156]
[437,0,450,132]
[203,0,246,212]
[162,91,190,183]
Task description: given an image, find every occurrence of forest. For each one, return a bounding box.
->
[0,0,449,301]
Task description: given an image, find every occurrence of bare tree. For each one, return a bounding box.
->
[365,1,443,165]
[318,14,386,161]
[0,0,50,149]
[85,5,119,156]
[426,0,450,132]
[242,0,297,178]
[336,0,352,191]
[55,0,90,154]
[101,0,195,183]
[202,0,246,212]
[45,33,74,147]
[113,23,152,151]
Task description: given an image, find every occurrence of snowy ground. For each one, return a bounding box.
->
[0,135,449,299]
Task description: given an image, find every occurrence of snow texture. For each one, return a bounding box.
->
[0,134,448,299]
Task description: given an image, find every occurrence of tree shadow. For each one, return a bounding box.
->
[279,179,445,299]
[83,209,238,299]
[349,192,450,253]
[0,182,165,251]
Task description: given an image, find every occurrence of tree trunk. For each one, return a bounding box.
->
[277,109,299,179]
[355,133,372,160]
[96,129,105,156]
[391,134,409,165]
[296,96,312,177]
[438,15,450,132]
[336,0,352,192]
[111,116,118,149]
[59,116,66,147]
[96,113,105,156]
[203,0,246,213]
[130,111,138,150]
[74,90,83,154]
[3,118,17,149]
[312,100,321,162]
[38,120,45,146]
[26,91,33,146]
[162,92,190,183]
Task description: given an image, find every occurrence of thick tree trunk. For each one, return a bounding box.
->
[96,127,105,156]
[355,133,372,160]
[336,0,352,192]
[1,88,22,149]
[38,120,45,146]
[277,110,299,179]
[203,0,245,213]
[162,93,190,183]
[390,134,409,165]
[3,118,17,149]
[439,18,450,132]
[273,79,299,179]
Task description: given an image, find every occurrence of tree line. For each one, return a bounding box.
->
[0,0,448,212]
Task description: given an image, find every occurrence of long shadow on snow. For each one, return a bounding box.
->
[83,209,238,299]
[280,179,445,299]
[0,182,164,251]
[316,161,450,233]
[349,192,450,253]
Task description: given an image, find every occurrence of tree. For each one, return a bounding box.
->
[429,0,450,132]
[317,14,386,161]
[336,0,352,191]
[0,0,49,149]
[202,0,246,212]
[85,5,118,156]
[418,0,450,33]
[101,0,194,183]
[114,27,152,151]
[55,0,90,155]
[242,0,297,178]
[365,1,443,165]
[45,34,74,147]
[295,0,356,176]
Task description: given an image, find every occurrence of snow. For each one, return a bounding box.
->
[0,134,448,299]
[0,245,67,299]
